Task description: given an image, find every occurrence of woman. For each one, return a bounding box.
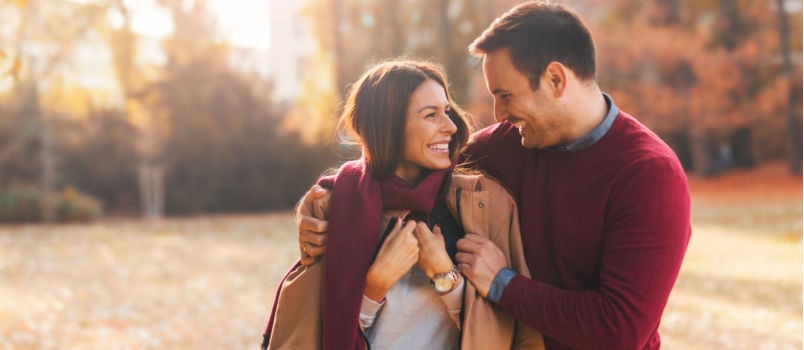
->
[263,60,543,350]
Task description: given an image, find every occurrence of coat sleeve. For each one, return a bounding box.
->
[484,177,545,350]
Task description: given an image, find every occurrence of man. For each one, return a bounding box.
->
[295,2,690,349]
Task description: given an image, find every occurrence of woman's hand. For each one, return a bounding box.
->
[413,222,454,279]
[364,219,420,302]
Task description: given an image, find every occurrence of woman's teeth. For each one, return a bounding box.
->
[429,144,449,152]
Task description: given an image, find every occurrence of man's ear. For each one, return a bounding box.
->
[544,61,568,97]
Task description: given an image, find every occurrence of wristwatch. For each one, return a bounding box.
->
[431,266,460,293]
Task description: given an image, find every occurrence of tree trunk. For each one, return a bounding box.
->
[729,126,755,169]
[719,0,742,51]
[384,0,404,56]
[40,120,57,223]
[668,129,694,170]
[139,163,164,219]
[330,0,348,100]
[437,0,451,58]
[775,0,803,173]
[653,0,681,26]
[690,127,716,176]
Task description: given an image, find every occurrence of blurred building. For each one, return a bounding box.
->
[229,1,315,105]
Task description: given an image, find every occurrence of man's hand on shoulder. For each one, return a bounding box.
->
[296,184,331,266]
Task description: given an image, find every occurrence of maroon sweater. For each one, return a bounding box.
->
[464,111,690,349]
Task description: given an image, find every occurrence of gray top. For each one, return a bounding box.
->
[359,266,464,349]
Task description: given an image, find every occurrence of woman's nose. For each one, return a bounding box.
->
[442,114,457,134]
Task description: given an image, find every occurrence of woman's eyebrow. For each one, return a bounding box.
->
[417,105,438,113]
[417,102,450,114]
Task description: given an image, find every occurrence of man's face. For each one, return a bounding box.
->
[482,48,565,150]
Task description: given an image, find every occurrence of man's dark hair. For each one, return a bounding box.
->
[469,1,597,89]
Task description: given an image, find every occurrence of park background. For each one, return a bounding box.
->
[0,0,801,349]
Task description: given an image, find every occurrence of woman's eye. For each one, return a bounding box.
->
[425,113,436,119]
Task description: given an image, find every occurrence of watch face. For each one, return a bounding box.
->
[435,278,453,292]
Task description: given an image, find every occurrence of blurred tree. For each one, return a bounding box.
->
[150,0,332,214]
[774,0,803,173]
[296,0,489,143]
[156,59,329,213]
[0,83,40,186]
[1,0,107,220]
[59,108,140,213]
[101,0,170,217]
[409,0,487,105]
[596,0,800,175]
[0,0,336,216]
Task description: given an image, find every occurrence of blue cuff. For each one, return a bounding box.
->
[487,268,517,303]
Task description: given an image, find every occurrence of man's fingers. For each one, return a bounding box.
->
[296,187,317,216]
[457,233,495,252]
[300,254,315,266]
[305,243,326,257]
[300,228,327,247]
[310,184,329,198]
[457,262,473,276]
[455,251,475,263]
[299,239,326,263]
[461,233,486,242]
[296,185,330,219]
[299,241,315,266]
[312,191,331,220]
[299,215,328,234]
[457,237,482,253]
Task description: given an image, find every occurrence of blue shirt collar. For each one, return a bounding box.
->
[547,93,619,152]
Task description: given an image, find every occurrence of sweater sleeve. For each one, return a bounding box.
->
[439,278,465,329]
[498,156,691,349]
[358,295,385,330]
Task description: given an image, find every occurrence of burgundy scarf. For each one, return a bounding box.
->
[317,159,449,349]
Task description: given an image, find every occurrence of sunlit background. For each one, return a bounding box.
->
[0,0,800,218]
[0,0,801,349]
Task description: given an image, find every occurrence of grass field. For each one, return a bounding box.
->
[0,163,800,349]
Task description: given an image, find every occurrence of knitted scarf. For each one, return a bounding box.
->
[317,159,449,350]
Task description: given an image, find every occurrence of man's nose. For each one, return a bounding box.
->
[493,99,508,123]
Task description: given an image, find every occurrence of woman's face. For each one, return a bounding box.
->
[394,79,457,183]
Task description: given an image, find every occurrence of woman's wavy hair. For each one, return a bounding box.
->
[338,60,474,179]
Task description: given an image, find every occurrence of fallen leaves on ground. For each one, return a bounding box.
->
[0,163,800,349]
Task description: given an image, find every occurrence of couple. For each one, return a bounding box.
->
[265,2,691,350]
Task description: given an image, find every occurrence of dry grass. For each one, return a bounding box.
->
[0,214,301,350]
[0,163,800,349]
[661,163,802,350]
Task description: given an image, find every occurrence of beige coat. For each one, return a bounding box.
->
[265,173,544,350]
[446,173,544,350]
